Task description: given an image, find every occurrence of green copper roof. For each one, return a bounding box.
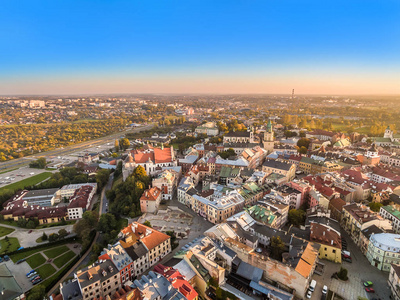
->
[266,120,273,132]
[382,205,400,220]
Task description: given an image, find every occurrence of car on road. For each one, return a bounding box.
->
[342,256,352,263]
[322,285,328,294]
[364,281,373,287]
[365,287,375,293]
[306,289,312,299]
[28,230,33,233]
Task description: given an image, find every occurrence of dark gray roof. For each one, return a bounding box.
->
[126,242,148,261]
[262,159,292,171]
[306,216,341,233]
[187,187,198,196]
[61,280,82,300]
[361,224,383,239]
[223,142,259,148]
[77,260,119,288]
[225,131,252,138]
[24,188,59,199]
[236,261,263,282]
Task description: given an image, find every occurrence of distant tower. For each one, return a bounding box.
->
[263,120,275,153]
[384,126,393,139]
[291,89,295,100]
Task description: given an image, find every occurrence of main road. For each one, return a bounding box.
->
[0,124,154,172]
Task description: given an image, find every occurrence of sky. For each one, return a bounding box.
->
[0,0,399,95]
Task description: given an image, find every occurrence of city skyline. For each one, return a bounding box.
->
[1,0,399,95]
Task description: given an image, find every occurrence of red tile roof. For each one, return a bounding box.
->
[140,187,161,202]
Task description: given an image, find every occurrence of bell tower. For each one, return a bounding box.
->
[263,120,274,152]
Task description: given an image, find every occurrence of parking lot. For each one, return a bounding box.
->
[0,167,53,188]
[2,259,37,292]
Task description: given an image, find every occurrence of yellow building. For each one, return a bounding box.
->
[310,223,342,263]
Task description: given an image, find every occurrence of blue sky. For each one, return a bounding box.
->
[0,0,399,94]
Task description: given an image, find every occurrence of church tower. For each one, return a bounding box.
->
[384,126,393,140]
[263,120,274,152]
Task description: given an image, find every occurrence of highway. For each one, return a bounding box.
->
[0,124,154,172]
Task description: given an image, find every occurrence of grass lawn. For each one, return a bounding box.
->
[36,263,56,280]
[53,251,76,268]
[44,245,70,259]
[11,248,43,262]
[0,237,20,254]
[26,253,46,269]
[0,226,15,237]
[0,172,52,193]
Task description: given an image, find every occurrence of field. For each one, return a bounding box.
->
[9,241,80,288]
[0,226,15,237]
[43,245,70,258]
[26,253,46,268]
[0,172,52,193]
[53,251,76,268]
[37,263,57,280]
[0,237,20,254]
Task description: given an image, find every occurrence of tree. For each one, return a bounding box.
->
[82,210,99,227]
[337,267,348,280]
[27,284,46,300]
[114,139,119,152]
[42,232,48,241]
[29,157,47,169]
[96,169,110,190]
[48,233,59,242]
[219,148,236,159]
[58,228,68,239]
[270,236,285,260]
[119,138,130,150]
[143,220,152,228]
[288,209,306,226]
[297,138,311,149]
[26,220,36,229]
[97,213,117,233]
[298,146,308,154]
[368,202,383,212]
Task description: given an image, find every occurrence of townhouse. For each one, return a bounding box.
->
[75,260,121,300]
[120,222,171,267]
[99,242,134,284]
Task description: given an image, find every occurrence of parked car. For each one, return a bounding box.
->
[28,272,37,278]
[31,275,40,281]
[3,255,10,261]
[28,230,33,233]
[306,289,312,299]
[365,287,375,293]
[16,259,25,264]
[342,256,352,263]
[26,270,34,277]
[32,278,42,285]
[364,281,373,287]
[17,247,24,251]
[0,257,3,263]
[322,285,328,294]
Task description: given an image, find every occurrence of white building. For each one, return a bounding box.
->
[366,233,400,271]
